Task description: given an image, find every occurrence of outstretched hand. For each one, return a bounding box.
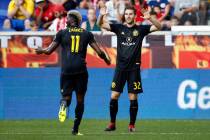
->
[141,8,151,20]
[99,6,107,16]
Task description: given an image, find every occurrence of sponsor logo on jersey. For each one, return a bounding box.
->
[133,30,139,36]
[126,37,132,43]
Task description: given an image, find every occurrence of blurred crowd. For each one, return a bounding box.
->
[1,0,210,31]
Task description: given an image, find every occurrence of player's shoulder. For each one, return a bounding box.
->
[111,23,123,27]
[57,28,68,34]
[81,28,93,36]
[110,23,124,30]
[80,28,89,33]
[136,24,151,29]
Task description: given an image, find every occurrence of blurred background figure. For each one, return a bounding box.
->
[153,5,164,20]
[161,15,179,30]
[184,20,193,26]
[97,0,106,9]
[147,0,171,22]
[24,18,32,31]
[198,0,209,25]
[105,0,125,23]
[174,0,200,25]
[35,0,65,30]
[81,8,101,31]
[5,0,34,31]
[130,0,148,25]
[1,19,15,31]
[62,0,77,11]
[48,6,66,31]
[79,0,92,9]
[30,21,42,31]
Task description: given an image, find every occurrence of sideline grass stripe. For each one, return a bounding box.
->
[1,120,210,140]
[1,132,210,135]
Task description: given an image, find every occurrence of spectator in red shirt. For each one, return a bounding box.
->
[131,0,148,25]
[153,5,163,20]
[147,0,171,21]
[48,8,67,31]
[35,0,65,29]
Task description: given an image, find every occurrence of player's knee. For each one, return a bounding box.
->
[128,93,138,100]
[111,92,120,99]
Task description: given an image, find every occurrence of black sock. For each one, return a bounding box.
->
[73,102,84,132]
[60,99,67,106]
[61,96,72,107]
[129,100,138,125]
[110,99,118,123]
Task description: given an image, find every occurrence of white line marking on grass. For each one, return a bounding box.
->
[1,132,210,136]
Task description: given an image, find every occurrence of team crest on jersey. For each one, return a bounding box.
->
[133,30,139,36]
[112,82,116,88]
[126,37,132,43]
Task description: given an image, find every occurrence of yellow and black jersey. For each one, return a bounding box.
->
[110,23,151,70]
[54,27,95,75]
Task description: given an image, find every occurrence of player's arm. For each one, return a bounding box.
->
[97,7,111,31]
[35,30,62,55]
[141,8,162,32]
[89,41,111,65]
[35,42,59,55]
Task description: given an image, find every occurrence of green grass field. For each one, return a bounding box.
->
[0,119,210,140]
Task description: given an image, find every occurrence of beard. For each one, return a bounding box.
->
[126,19,134,25]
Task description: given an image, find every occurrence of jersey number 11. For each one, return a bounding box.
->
[71,35,80,53]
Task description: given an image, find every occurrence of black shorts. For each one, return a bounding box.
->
[111,68,143,94]
[60,71,88,97]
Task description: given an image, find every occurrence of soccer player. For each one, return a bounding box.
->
[35,10,111,135]
[97,5,161,132]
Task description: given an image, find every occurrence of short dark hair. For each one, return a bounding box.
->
[122,5,136,23]
[124,5,136,15]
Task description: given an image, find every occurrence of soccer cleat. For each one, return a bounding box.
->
[72,129,83,136]
[128,124,136,132]
[72,132,83,136]
[104,123,116,131]
[58,101,67,122]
